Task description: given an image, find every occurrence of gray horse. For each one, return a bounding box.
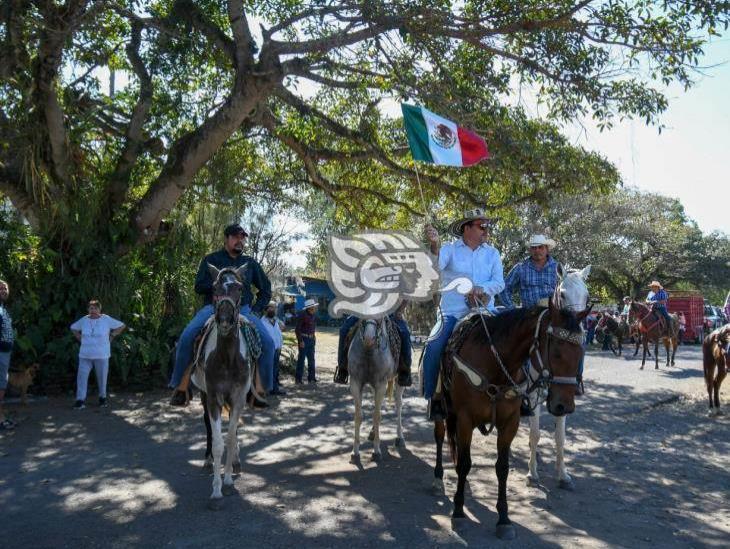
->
[348,317,405,462]
[191,264,251,509]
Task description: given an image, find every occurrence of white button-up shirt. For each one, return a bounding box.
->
[438,239,505,318]
[260,316,284,350]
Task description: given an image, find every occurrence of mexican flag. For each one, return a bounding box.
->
[401,103,489,167]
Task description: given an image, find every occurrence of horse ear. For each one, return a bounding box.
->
[580,265,591,280]
[207,263,221,281]
[556,263,565,280]
[234,264,248,282]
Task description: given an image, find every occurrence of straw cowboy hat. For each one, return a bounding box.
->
[648,280,663,289]
[526,234,556,251]
[303,298,318,309]
[448,208,496,237]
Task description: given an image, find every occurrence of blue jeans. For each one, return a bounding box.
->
[170,304,275,391]
[296,338,316,382]
[422,315,459,399]
[337,315,412,367]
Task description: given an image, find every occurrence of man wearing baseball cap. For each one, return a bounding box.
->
[169,223,275,406]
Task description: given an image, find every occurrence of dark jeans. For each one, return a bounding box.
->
[272,349,281,390]
[296,338,316,382]
[337,315,412,367]
[586,326,596,345]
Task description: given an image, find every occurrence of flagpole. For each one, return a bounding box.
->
[413,162,428,218]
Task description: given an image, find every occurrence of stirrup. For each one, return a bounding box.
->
[397,371,412,387]
[169,388,191,407]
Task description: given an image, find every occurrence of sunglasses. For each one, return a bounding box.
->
[470,221,490,230]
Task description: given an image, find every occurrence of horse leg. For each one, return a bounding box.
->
[371,383,387,461]
[664,339,671,367]
[351,383,363,462]
[394,384,405,447]
[640,338,647,370]
[654,340,660,369]
[705,359,717,415]
[201,392,213,471]
[495,419,519,540]
[715,364,726,413]
[221,405,242,495]
[555,415,573,490]
[208,406,224,509]
[526,403,540,486]
[433,419,446,495]
[670,338,677,366]
[452,415,473,519]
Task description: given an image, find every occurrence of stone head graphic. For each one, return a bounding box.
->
[327,232,440,318]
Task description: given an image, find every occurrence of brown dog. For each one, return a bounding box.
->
[8,363,40,405]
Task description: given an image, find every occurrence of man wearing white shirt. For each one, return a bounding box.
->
[423,209,505,420]
[70,300,125,409]
[261,301,286,396]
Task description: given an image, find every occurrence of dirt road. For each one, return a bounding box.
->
[1,330,728,548]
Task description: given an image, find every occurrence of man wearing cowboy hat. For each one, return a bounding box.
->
[295,298,318,384]
[423,208,505,420]
[168,223,275,406]
[645,280,673,333]
[499,234,560,310]
[500,234,568,411]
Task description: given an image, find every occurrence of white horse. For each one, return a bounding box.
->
[526,265,591,490]
[348,317,405,462]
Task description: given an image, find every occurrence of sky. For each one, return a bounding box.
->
[564,38,730,235]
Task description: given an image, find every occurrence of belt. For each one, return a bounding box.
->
[300,333,315,339]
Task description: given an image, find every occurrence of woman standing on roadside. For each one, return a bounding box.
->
[70,300,125,409]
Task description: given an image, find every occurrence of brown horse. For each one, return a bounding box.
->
[596,314,629,356]
[629,301,678,370]
[432,298,586,539]
[703,325,729,416]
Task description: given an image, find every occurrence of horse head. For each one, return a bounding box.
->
[209,264,247,337]
[360,318,385,351]
[557,265,591,313]
[543,295,588,417]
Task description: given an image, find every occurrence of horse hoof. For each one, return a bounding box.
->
[208,497,224,511]
[452,508,465,519]
[222,484,236,497]
[232,462,241,475]
[559,478,575,491]
[395,436,405,448]
[350,453,361,464]
[371,451,382,462]
[496,523,516,540]
[432,478,445,495]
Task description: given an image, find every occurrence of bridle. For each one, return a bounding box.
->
[525,308,584,395]
[214,271,242,338]
[359,318,387,350]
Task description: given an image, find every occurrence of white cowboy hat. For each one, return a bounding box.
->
[448,208,495,237]
[267,300,277,308]
[526,234,556,251]
[303,298,318,309]
[648,280,663,289]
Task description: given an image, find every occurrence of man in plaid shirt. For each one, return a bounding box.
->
[499,235,561,310]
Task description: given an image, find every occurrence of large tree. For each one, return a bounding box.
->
[2,0,726,247]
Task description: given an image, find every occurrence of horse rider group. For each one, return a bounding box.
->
[168,211,575,419]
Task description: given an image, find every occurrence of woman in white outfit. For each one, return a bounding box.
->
[70,300,125,409]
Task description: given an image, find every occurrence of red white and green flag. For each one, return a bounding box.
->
[401,103,489,167]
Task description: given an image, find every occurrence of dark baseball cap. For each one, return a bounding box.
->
[224,223,248,237]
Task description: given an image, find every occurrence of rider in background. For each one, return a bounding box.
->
[645,280,672,332]
[168,223,274,406]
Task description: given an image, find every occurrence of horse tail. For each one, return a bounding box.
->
[446,409,458,464]
[386,378,394,402]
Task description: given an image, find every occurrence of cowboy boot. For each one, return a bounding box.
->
[169,366,193,406]
[396,359,412,387]
[520,398,535,417]
[427,376,446,421]
[333,358,349,384]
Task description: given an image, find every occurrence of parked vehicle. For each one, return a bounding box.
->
[704,304,724,332]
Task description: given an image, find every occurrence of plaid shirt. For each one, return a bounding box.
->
[499,256,560,309]
[646,289,668,310]
[0,304,13,347]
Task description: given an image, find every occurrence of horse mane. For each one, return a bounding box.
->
[473,306,581,346]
